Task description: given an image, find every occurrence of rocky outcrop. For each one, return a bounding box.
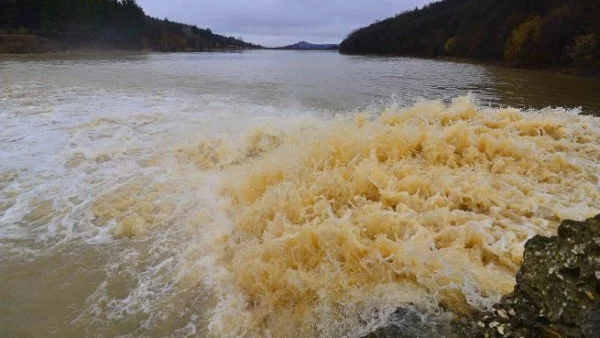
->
[367,215,600,338]
[476,215,600,337]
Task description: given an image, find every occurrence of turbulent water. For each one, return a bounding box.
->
[1,51,600,337]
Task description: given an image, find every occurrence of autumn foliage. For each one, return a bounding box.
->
[340,0,600,73]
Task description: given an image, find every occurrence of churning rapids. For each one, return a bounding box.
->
[1,51,600,337]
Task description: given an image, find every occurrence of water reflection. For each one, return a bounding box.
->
[484,64,600,115]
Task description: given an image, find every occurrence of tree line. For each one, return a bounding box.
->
[0,0,259,52]
[339,0,600,74]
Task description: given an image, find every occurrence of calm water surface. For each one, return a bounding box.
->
[1,50,599,337]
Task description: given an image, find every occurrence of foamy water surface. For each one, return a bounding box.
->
[1,51,599,337]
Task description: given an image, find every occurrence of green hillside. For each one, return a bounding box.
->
[340,0,599,73]
[0,0,260,52]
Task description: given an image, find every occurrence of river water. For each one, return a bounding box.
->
[1,50,599,337]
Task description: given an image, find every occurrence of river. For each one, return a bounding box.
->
[1,50,599,337]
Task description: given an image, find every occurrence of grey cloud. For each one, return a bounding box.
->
[136,0,430,47]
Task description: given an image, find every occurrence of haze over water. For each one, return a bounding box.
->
[1,50,599,337]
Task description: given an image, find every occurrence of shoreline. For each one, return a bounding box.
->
[0,47,262,56]
[0,34,263,55]
[2,36,595,80]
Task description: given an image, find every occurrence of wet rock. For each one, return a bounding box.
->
[366,215,600,338]
[476,215,600,337]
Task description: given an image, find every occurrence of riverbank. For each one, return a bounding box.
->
[0,35,52,53]
[339,0,600,79]
[0,34,261,54]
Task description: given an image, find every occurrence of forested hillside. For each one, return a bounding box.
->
[0,0,260,52]
[340,0,600,73]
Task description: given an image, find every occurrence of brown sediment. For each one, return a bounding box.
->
[82,96,600,337]
[206,97,600,336]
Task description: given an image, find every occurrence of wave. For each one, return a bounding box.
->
[193,96,600,336]
[4,95,600,337]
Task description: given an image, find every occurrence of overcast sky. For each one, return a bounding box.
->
[136,0,431,47]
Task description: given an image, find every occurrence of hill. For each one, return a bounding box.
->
[339,0,600,73]
[0,0,261,53]
[277,41,338,50]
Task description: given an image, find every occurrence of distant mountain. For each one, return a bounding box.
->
[277,41,338,50]
[340,0,599,73]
